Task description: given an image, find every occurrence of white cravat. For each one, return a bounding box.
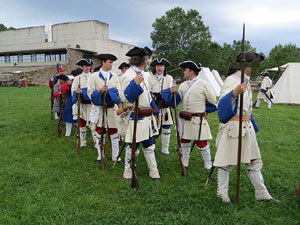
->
[156,73,163,80]
[100,68,111,84]
[82,71,90,78]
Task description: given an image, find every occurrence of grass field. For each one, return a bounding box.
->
[0,86,299,225]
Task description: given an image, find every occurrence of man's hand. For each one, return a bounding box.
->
[170,86,176,93]
[97,85,108,93]
[134,73,144,85]
[76,88,82,94]
[67,80,72,85]
[232,82,246,98]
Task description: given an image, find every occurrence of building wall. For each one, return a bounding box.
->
[0,26,46,52]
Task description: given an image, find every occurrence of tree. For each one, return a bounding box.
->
[151,7,212,77]
[0,23,15,31]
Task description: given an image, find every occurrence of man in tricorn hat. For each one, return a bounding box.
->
[148,58,174,155]
[71,58,95,149]
[87,54,122,164]
[118,62,130,78]
[255,71,273,110]
[213,52,279,203]
[119,46,161,181]
[169,60,217,170]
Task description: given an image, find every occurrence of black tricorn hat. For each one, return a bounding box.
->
[236,52,265,63]
[260,71,269,77]
[76,58,94,66]
[126,47,152,57]
[57,74,69,81]
[150,58,171,67]
[179,60,202,72]
[71,68,82,76]
[97,54,117,61]
[118,62,130,69]
[93,66,101,72]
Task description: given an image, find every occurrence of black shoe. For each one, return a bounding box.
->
[116,159,124,164]
[184,166,188,170]
[94,159,101,164]
[80,146,85,149]
[125,178,132,182]
[261,198,280,203]
[152,178,161,182]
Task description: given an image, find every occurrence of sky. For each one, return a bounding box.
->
[1,0,300,55]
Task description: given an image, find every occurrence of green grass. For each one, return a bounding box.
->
[0,86,299,225]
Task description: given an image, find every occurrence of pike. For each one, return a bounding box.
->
[76,77,81,155]
[235,23,246,206]
[173,92,187,177]
[131,98,139,188]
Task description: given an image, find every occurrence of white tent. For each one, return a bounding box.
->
[271,63,300,105]
[266,64,288,72]
[198,67,221,97]
[211,69,224,88]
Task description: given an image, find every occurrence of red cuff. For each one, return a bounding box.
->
[54,91,61,99]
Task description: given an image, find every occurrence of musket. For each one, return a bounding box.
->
[50,81,54,120]
[113,142,127,168]
[235,23,246,206]
[57,92,68,137]
[205,166,215,189]
[100,81,107,169]
[190,114,204,153]
[131,98,139,188]
[263,92,273,103]
[168,67,181,74]
[154,77,164,147]
[76,77,81,155]
[173,92,187,177]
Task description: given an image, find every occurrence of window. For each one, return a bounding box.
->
[0,56,5,63]
[55,54,60,61]
[61,53,66,61]
[23,54,31,62]
[31,54,36,62]
[36,53,45,62]
[10,55,18,63]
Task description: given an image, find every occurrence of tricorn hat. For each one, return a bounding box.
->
[76,58,93,66]
[97,54,117,61]
[150,58,171,67]
[71,68,82,76]
[57,74,69,81]
[126,47,152,57]
[179,60,202,73]
[118,62,130,69]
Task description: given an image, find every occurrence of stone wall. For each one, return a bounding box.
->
[29,48,100,85]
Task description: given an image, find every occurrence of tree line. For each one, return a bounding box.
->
[150,7,300,79]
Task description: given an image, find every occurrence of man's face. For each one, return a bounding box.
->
[121,67,129,74]
[183,68,194,80]
[245,67,252,76]
[142,57,149,68]
[102,60,113,71]
[82,65,91,73]
[156,65,165,75]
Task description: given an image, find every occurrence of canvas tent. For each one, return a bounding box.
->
[270,63,300,105]
[211,69,224,88]
[198,67,221,97]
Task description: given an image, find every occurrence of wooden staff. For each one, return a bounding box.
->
[235,23,246,206]
[76,77,81,155]
[131,98,139,188]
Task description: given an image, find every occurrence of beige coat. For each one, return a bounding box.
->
[119,67,158,143]
[71,73,92,122]
[177,76,217,140]
[148,74,174,127]
[213,71,261,167]
[257,76,272,100]
[87,72,120,130]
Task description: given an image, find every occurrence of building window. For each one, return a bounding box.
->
[23,54,31,62]
[0,56,5,63]
[31,54,36,62]
[10,55,18,63]
[36,53,45,62]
